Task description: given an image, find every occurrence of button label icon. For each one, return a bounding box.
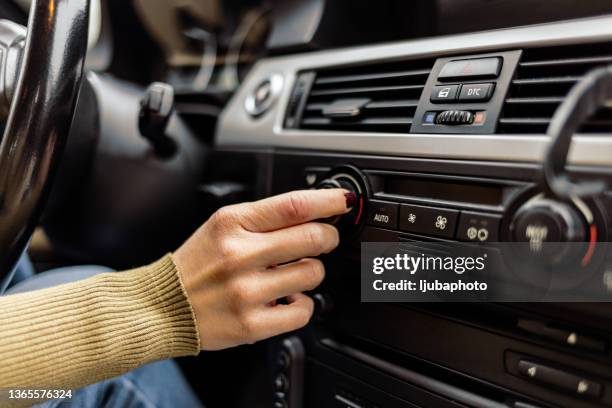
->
[467,87,481,96]
[467,227,478,240]
[408,213,417,224]
[374,214,390,224]
[435,216,448,231]
[461,62,474,75]
[477,228,489,242]
[525,225,548,252]
[438,87,451,98]
[527,366,537,377]
[305,174,317,186]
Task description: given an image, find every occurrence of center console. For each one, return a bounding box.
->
[214,15,612,408]
[262,152,612,408]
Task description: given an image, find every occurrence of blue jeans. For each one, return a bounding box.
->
[4,254,204,408]
[34,360,202,408]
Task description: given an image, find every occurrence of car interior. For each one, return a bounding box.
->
[2,0,612,407]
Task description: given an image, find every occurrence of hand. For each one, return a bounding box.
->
[172,189,351,350]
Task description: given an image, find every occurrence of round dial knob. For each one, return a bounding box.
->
[315,166,367,233]
[510,198,587,263]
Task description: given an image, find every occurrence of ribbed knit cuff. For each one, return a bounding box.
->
[0,254,200,389]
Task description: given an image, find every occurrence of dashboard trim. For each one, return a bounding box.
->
[216,15,612,166]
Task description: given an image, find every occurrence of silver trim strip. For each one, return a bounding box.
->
[216,15,612,166]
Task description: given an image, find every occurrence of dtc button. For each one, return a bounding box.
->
[459,83,495,101]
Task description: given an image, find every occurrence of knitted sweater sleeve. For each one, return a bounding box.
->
[0,254,200,393]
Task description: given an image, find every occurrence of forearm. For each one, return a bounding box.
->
[0,255,199,389]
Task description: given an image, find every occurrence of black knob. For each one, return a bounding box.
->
[510,198,587,263]
[139,82,176,158]
[313,293,334,320]
[273,400,288,408]
[274,374,289,392]
[316,175,363,231]
[277,350,291,370]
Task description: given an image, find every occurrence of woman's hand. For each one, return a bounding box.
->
[172,189,352,350]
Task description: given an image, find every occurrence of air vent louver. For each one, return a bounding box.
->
[499,43,612,134]
[299,59,434,133]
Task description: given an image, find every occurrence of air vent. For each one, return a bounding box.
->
[499,43,612,134]
[299,58,434,133]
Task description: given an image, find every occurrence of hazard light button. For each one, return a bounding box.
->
[438,57,502,80]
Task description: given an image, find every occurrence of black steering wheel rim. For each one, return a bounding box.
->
[0,0,89,284]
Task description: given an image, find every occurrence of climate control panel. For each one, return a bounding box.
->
[306,164,609,270]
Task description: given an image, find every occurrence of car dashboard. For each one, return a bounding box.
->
[214,14,612,408]
[3,1,612,407]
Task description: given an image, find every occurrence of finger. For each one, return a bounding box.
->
[249,293,314,341]
[257,258,325,302]
[249,222,339,267]
[236,189,350,233]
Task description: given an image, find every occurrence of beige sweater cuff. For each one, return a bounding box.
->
[0,254,200,390]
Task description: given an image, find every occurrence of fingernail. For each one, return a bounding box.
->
[344,191,357,208]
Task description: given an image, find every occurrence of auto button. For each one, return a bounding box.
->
[366,201,399,229]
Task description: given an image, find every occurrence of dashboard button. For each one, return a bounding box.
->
[399,204,459,238]
[430,84,460,102]
[438,57,502,80]
[459,83,495,101]
[517,319,607,353]
[274,374,289,392]
[457,212,501,242]
[423,111,437,125]
[366,201,398,229]
[303,167,330,187]
[245,74,284,118]
[517,360,602,399]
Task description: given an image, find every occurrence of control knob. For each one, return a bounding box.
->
[315,166,367,234]
[509,198,589,264]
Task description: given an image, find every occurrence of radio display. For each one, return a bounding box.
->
[385,177,504,206]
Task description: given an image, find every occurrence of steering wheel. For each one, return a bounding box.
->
[0,0,89,285]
